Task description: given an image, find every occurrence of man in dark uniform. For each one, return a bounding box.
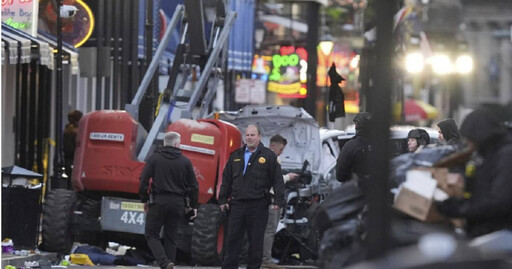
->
[437,108,512,237]
[336,112,373,184]
[139,131,199,269]
[219,125,286,269]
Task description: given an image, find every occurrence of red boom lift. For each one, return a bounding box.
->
[41,1,239,265]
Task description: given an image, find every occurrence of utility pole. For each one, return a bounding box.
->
[53,0,66,189]
[366,0,395,259]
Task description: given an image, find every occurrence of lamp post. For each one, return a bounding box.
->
[319,34,334,81]
[319,35,334,58]
[319,34,333,126]
[304,1,320,119]
[53,0,66,189]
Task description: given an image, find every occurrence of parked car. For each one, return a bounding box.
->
[344,124,440,155]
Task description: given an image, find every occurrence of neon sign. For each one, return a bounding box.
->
[267,46,308,98]
[38,0,94,47]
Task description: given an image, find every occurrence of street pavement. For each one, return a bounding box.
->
[1,252,317,269]
[93,265,317,269]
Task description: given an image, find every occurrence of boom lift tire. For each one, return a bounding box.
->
[41,189,77,253]
[73,197,104,247]
[191,203,224,265]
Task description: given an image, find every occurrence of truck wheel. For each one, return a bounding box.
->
[191,203,224,265]
[41,189,77,253]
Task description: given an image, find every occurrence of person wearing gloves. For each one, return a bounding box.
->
[436,108,512,237]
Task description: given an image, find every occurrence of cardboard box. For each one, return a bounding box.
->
[393,170,446,222]
[414,167,464,198]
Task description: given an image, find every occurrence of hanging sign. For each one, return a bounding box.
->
[235,78,266,104]
[235,78,250,103]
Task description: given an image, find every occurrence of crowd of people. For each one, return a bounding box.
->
[336,108,512,239]
[136,106,511,269]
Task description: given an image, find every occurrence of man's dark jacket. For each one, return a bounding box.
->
[336,135,371,183]
[219,143,285,208]
[337,112,372,183]
[438,108,512,237]
[139,146,199,208]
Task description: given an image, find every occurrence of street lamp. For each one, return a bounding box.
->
[319,34,334,57]
[255,28,265,49]
[455,54,473,74]
[405,52,424,74]
[350,54,360,70]
[431,53,454,75]
[53,1,78,189]
[52,0,66,189]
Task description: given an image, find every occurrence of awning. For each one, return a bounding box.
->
[2,165,43,179]
[1,24,54,69]
[259,15,308,33]
[37,31,79,75]
[2,31,32,64]
[1,35,19,65]
[404,99,439,122]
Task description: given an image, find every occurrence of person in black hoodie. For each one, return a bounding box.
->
[63,110,83,180]
[219,125,285,269]
[336,112,373,183]
[139,131,199,269]
[436,118,461,147]
[436,108,512,237]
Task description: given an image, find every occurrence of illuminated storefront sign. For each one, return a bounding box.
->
[38,0,94,47]
[251,54,272,81]
[2,0,39,36]
[267,46,308,98]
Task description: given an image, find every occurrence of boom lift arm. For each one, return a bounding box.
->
[124,1,236,162]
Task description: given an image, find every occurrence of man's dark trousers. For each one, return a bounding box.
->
[145,195,184,269]
[222,198,269,269]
